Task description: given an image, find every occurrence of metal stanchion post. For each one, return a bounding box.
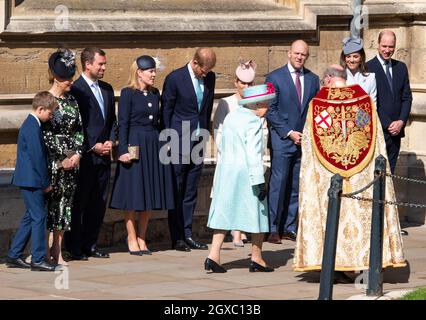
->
[367,154,386,297]
[318,174,343,300]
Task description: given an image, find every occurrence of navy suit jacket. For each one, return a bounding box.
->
[12,115,50,189]
[70,76,117,163]
[266,64,320,153]
[161,65,216,137]
[366,57,412,138]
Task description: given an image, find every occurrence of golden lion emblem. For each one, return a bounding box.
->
[318,131,370,168]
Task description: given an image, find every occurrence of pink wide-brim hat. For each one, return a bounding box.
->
[235,60,256,83]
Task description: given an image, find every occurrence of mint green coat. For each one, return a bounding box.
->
[207,107,269,233]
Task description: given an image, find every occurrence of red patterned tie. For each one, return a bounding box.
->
[295,69,302,112]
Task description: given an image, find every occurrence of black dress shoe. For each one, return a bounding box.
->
[87,248,110,258]
[173,240,191,252]
[282,230,297,242]
[401,229,409,236]
[204,258,227,273]
[249,261,274,272]
[6,257,31,269]
[64,251,89,261]
[30,260,56,272]
[185,237,208,250]
[129,250,143,256]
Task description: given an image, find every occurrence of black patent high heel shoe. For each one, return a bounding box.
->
[249,260,274,272]
[204,258,227,273]
[126,239,143,256]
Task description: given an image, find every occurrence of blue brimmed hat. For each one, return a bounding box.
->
[342,37,364,55]
[238,83,276,106]
[136,55,156,70]
[48,49,76,79]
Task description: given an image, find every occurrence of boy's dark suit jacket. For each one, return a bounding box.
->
[12,114,50,189]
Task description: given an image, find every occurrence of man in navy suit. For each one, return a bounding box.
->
[367,30,413,174]
[162,48,216,252]
[266,40,320,243]
[65,47,117,260]
[7,91,57,271]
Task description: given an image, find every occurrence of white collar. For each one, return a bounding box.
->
[187,61,199,81]
[287,63,304,75]
[82,73,99,87]
[346,68,360,77]
[30,113,41,127]
[377,54,391,66]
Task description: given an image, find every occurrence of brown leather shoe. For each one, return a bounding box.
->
[267,233,282,244]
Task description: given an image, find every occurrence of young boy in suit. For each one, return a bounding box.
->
[6,91,58,271]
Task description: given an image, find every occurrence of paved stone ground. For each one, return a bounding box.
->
[0,225,425,300]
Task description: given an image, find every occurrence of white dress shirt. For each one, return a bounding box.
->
[187,62,205,95]
[81,73,105,118]
[286,63,305,137]
[377,54,393,77]
[81,73,106,151]
[287,63,304,103]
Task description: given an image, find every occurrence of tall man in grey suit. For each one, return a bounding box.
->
[367,30,413,174]
[266,40,320,243]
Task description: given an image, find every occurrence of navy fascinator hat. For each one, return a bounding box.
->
[136,55,156,70]
[48,49,76,79]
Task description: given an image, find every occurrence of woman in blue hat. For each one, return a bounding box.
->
[212,60,262,247]
[340,37,377,105]
[205,84,276,273]
[43,48,84,266]
[109,55,174,255]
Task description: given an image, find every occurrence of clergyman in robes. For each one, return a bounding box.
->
[293,65,406,273]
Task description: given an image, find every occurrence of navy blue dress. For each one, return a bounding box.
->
[110,87,174,211]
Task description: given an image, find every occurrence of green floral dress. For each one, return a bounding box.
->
[42,93,84,231]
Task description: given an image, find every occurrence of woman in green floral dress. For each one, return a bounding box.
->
[42,49,84,266]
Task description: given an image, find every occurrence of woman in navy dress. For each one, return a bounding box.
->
[110,55,174,255]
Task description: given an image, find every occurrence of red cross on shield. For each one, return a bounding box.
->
[314,110,332,129]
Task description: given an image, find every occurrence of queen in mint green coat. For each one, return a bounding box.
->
[207,106,269,233]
